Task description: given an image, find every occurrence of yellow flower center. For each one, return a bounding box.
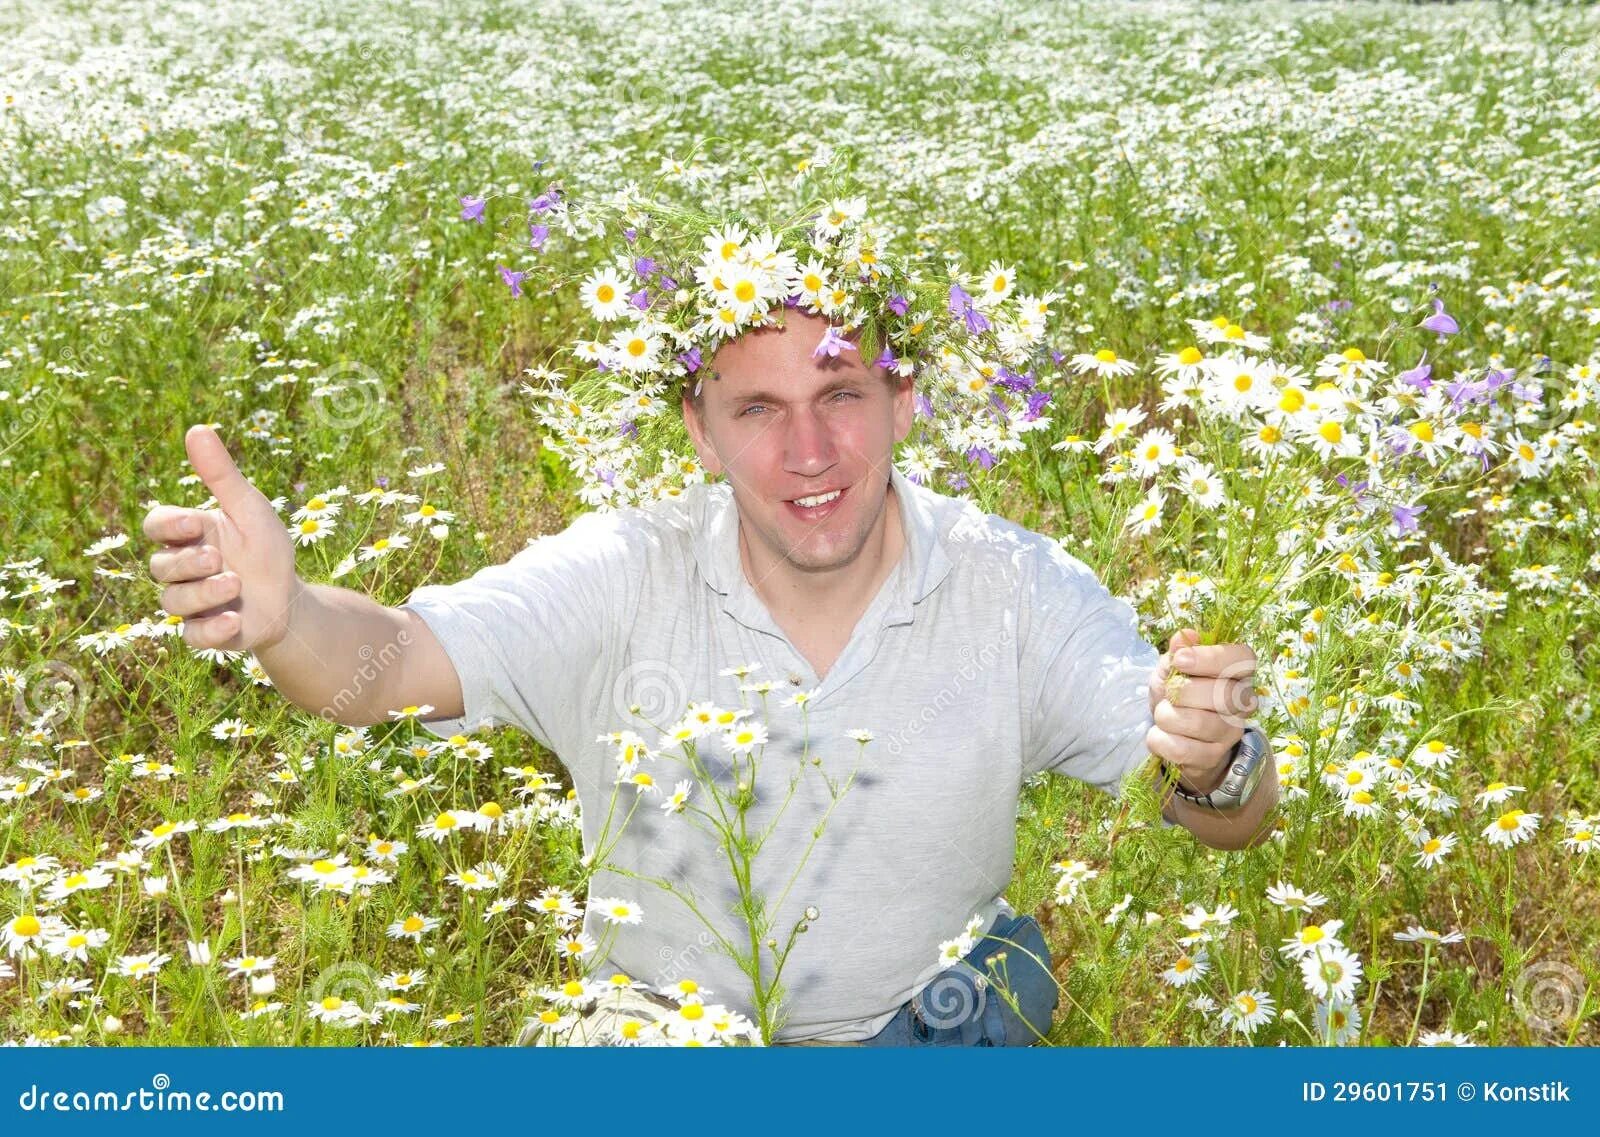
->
[596,284,615,303]
[1094,349,1118,363]
[734,280,756,303]
[402,916,425,933]
[13,915,42,937]
[1177,346,1203,365]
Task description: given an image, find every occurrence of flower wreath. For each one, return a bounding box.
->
[520,170,1063,510]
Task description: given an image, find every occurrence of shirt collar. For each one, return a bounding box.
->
[692,462,954,619]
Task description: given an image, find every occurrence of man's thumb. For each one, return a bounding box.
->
[185,424,261,516]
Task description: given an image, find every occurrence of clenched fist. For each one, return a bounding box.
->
[142,425,300,653]
[1147,627,1259,796]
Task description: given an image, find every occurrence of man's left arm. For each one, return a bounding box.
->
[1148,627,1280,851]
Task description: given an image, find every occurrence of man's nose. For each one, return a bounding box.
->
[783,405,837,473]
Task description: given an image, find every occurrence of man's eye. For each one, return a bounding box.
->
[740,405,765,417]
[833,390,859,402]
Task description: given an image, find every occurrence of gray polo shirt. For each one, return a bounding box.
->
[400,461,1159,1042]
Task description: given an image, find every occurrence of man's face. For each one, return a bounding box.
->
[681,310,914,574]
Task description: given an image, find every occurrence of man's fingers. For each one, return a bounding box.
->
[1153,699,1241,746]
[185,424,260,516]
[180,610,241,651]
[1170,643,1257,679]
[142,504,211,546]
[149,544,221,584]
[1163,675,1258,721]
[160,573,242,617]
[1146,724,1218,775]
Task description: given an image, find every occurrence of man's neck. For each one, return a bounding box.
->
[738,480,906,633]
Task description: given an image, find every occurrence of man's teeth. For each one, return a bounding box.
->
[792,489,842,508]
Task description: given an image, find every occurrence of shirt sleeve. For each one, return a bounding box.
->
[1018,538,1162,800]
[397,508,637,755]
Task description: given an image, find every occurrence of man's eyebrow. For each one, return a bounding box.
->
[728,377,866,406]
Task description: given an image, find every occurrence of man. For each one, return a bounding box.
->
[142,308,1276,1045]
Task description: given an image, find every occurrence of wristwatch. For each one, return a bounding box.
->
[1163,724,1270,813]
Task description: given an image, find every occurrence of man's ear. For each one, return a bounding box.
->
[891,373,915,445]
[681,388,725,477]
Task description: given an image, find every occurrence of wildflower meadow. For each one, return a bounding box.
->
[2,0,1599,1048]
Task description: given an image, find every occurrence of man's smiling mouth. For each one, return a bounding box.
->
[784,483,850,519]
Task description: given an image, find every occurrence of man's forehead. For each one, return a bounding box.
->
[704,314,874,396]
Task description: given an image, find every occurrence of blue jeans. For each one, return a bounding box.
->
[859,913,1059,1047]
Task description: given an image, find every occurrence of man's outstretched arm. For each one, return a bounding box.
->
[142,424,465,727]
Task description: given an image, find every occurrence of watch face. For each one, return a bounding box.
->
[1239,754,1267,800]
[1235,729,1268,801]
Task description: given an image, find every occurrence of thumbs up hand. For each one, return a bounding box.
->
[141,424,300,652]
